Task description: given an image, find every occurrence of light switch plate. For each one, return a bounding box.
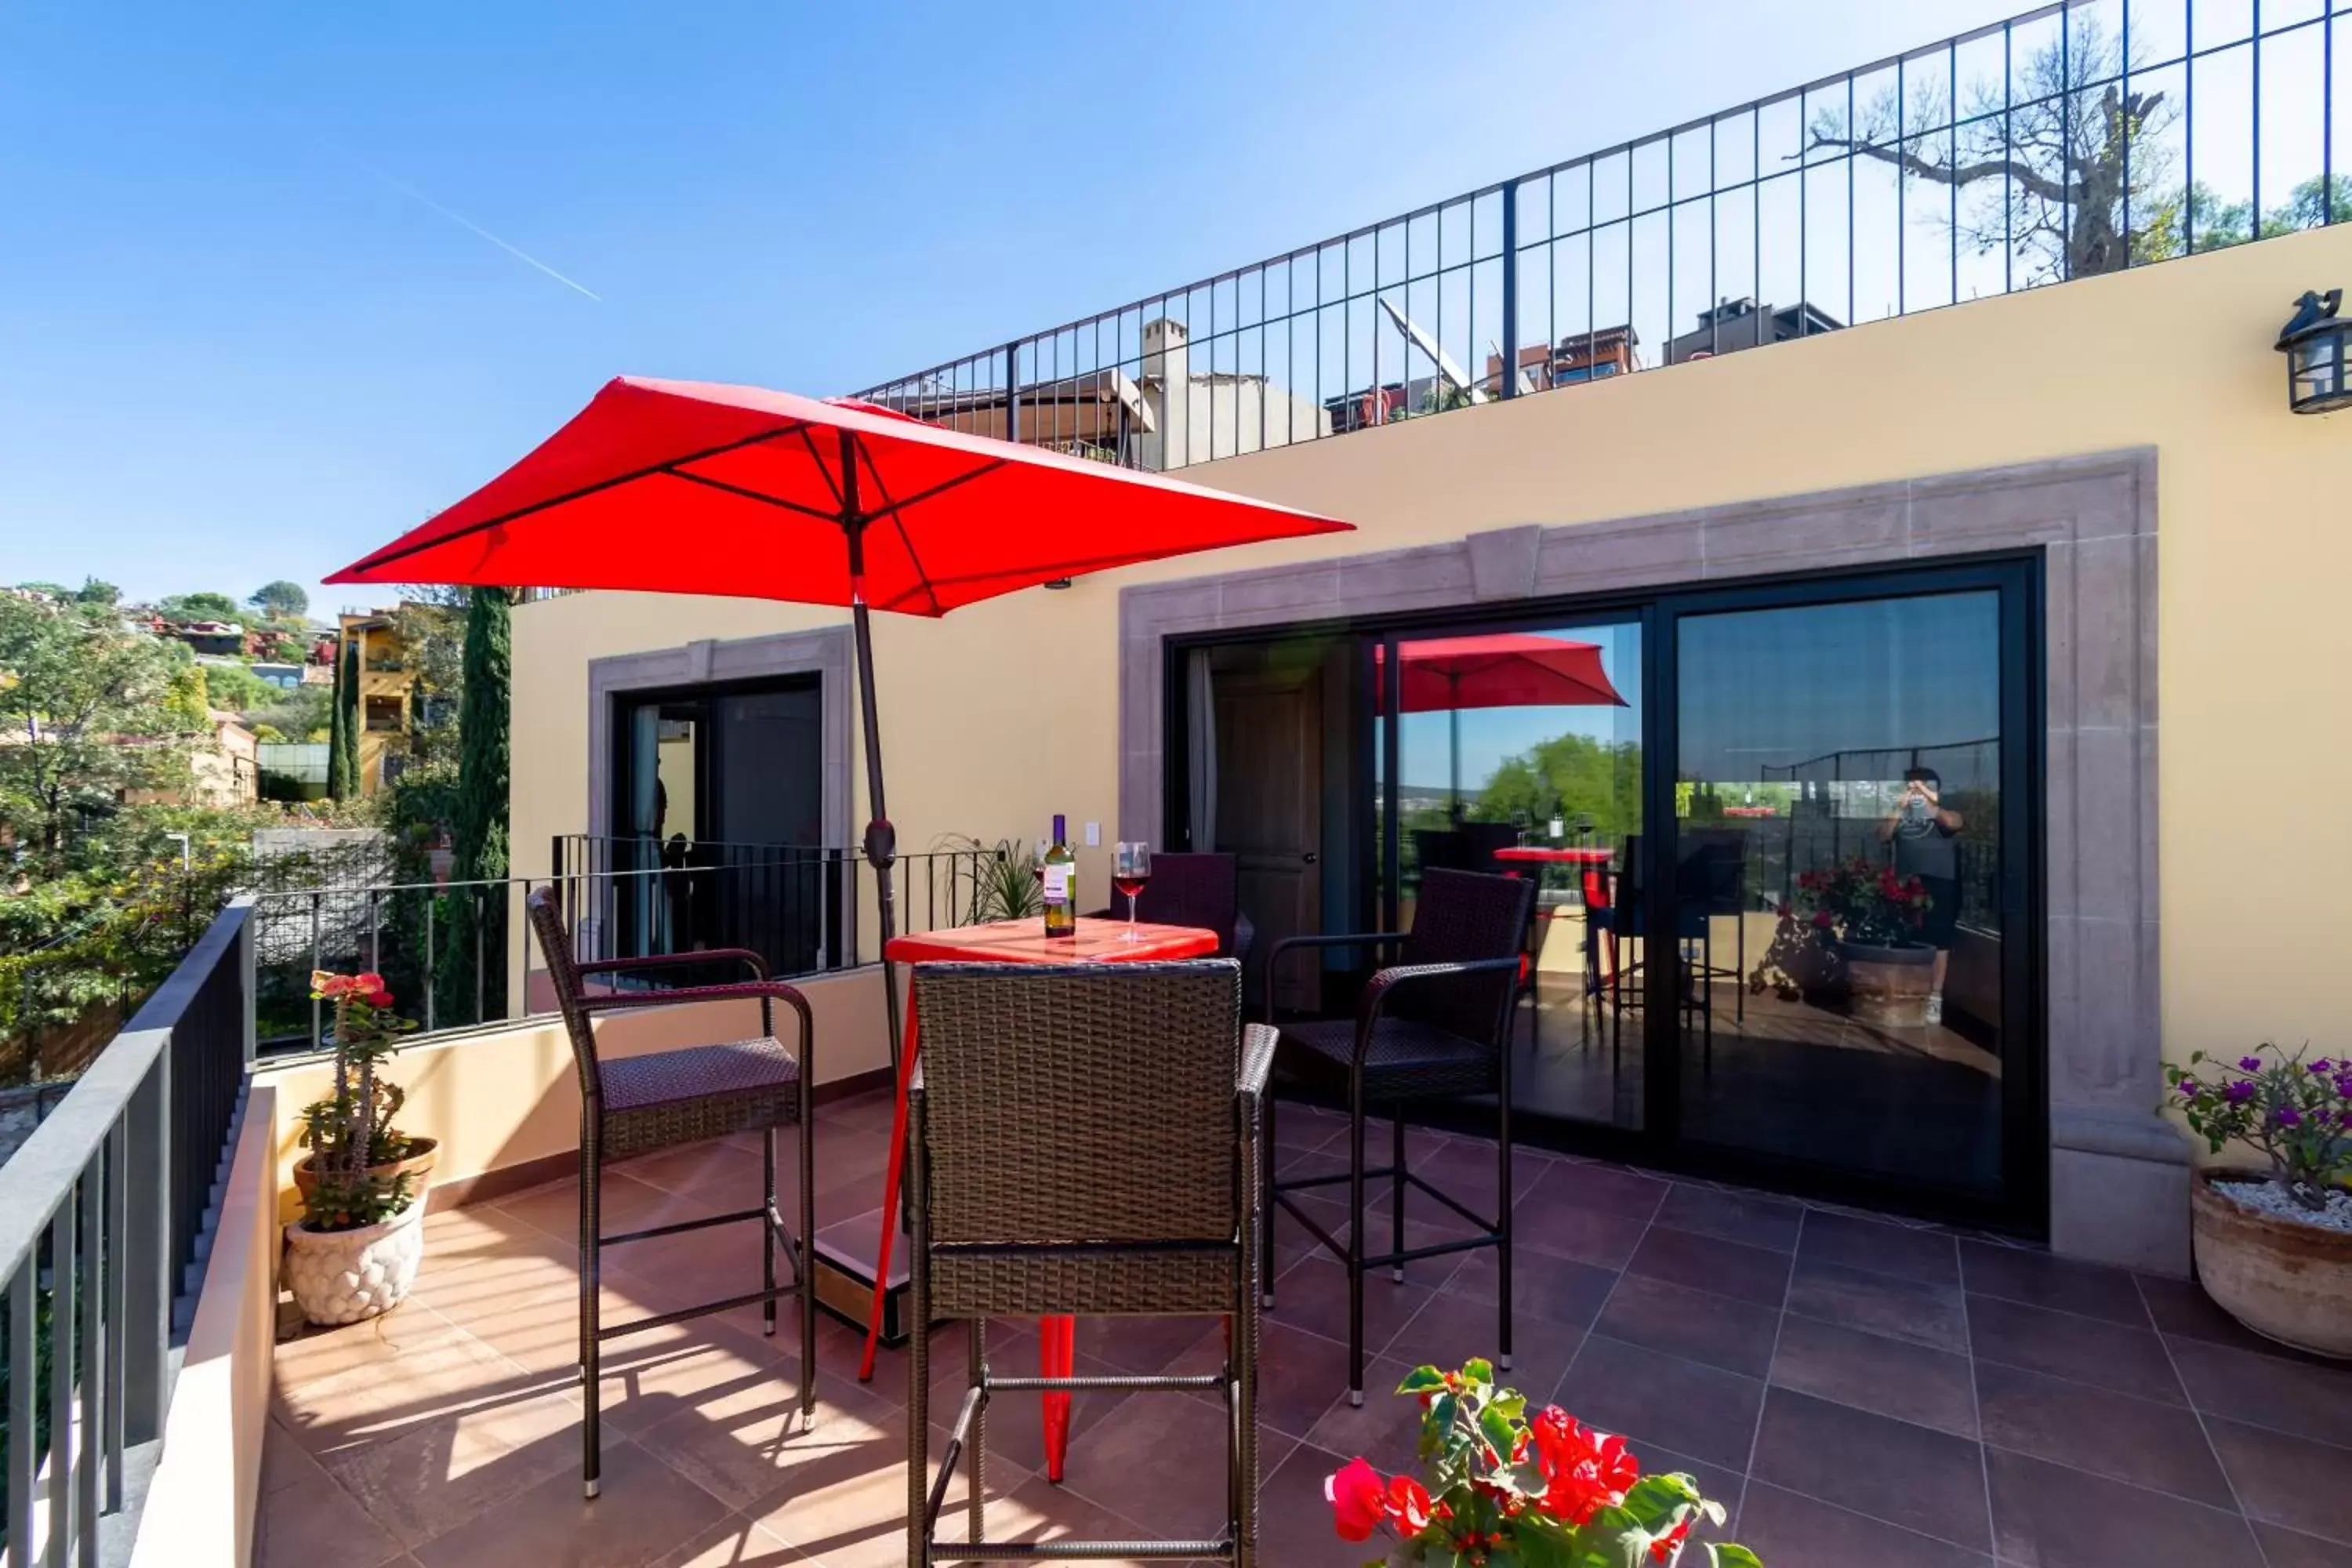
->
[1083,821,1101,847]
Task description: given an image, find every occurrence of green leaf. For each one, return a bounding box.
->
[1703,1545,1764,1568]
[1480,1403,1519,1458]
[1462,1356,1495,1385]
[1398,1366,1449,1394]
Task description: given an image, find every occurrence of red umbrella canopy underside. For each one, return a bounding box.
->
[325,376,1352,615]
[1377,633,1628,712]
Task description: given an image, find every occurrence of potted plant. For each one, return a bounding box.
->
[282,969,427,1327]
[1325,1359,1759,1566]
[1796,855,1935,1028]
[1747,900,1844,1006]
[2165,1044,2352,1359]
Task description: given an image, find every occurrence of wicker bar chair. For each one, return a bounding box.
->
[525,887,818,1501]
[1261,866,1534,1405]
[906,960,1272,1566]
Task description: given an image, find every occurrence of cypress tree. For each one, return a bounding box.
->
[325,632,357,800]
[441,588,510,1019]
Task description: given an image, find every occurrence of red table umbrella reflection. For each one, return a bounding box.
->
[1376,633,1628,813]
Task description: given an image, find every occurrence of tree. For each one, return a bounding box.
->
[439,588,512,1020]
[387,589,469,771]
[74,579,119,608]
[1468,731,1646,844]
[1804,15,2174,284]
[13,582,72,600]
[0,597,192,872]
[326,636,358,800]
[249,580,310,620]
[158,591,241,624]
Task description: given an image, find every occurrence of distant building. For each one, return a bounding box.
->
[1664,297,1843,365]
[866,317,1331,469]
[337,608,419,796]
[249,662,305,689]
[117,711,259,808]
[1482,325,1642,396]
[170,619,246,657]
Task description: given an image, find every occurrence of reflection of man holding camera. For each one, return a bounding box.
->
[1878,766,1964,1025]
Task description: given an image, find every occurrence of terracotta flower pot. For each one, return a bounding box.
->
[2190,1168,2352,1359]
[283,1192,428,1327]
[292,1134,438,1202]
[1836,939,1936,1029]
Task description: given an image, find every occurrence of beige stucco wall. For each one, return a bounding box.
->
[512,224,2352,1078]
[256,967,889,1223]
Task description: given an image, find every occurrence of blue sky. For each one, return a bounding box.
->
[2,0,2072,615]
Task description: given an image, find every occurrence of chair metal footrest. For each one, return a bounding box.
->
[597,1281,808,1341]
[601,1206,771,1247]
[988,1372,1222,1393]
[925,1539,1232,1561]
[1360,1231,1501,1271]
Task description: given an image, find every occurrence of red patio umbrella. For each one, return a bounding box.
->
[1375,633,1628,811]
[325,375,1352,1065]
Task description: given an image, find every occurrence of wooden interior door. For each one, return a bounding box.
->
[1215,666,1323,1012]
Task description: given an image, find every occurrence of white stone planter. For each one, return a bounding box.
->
[283,1192,427,1327]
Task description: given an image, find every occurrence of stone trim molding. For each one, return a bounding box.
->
[585,626,855,851]
[1120,448,2179,1270]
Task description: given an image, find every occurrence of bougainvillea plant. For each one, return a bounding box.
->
[2166,1044,2352,1212]
[1326,1360,1759,1566]
[297,970,420,1232]
[1795,855,1931,949]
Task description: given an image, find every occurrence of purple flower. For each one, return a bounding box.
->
[2314,1058,2336,1074]
[2238,1055,2265,1073]
[2226,1080,2256,1104]
[2335,1075,2352,1098]
[2275,1106,2303,1129]
[2177,1079,2201,1099]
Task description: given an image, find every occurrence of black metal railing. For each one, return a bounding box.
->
[0,897,254,1563]
[249,839,1007,1055]
[862,0,2346,467]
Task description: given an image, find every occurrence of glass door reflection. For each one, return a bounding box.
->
[1382,621,1645,1130]
[1670,589,2010,1200]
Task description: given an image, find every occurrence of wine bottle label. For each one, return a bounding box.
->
[1044,866,1070,902]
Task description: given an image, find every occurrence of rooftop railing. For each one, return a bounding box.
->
[860,0,2348,469]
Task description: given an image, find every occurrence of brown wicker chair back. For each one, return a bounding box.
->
[1125,852,1241,957]
[1394,867,1536,1042]
[912,959,1244,1317]
[526,885,602,1102]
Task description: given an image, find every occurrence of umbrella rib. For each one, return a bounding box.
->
[860,457,1010,527]
[848,441,946,617]
[664,467,854,524]
[793,425,847,510]
[339,419,815,575]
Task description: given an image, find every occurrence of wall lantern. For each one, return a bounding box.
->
[2278,289,2350,415]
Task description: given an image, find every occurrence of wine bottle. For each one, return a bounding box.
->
[1042,815,1076,938]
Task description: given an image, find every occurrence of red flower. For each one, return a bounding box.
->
[1529,1410,1639,1525]
[1386,1474,1434,1535]
[1650,1516,1693,1561]
[1326,1457,1388,1543]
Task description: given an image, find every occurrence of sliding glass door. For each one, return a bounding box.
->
[1657,563,2038,1217]
[1172,556,2039,1226]
[1379,617,1646,1132]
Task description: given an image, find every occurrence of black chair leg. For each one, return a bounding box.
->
[1347,1073,1367,1407]
[967,1319,986,1545]
[579,1122,602,1500]
[763,1123,778,1338]
[1389,1109,1406,1284]
[1497,1062,1514,1375]
[800,1090,818,1430]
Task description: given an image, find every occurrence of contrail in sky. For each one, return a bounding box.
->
[350,155,603,302]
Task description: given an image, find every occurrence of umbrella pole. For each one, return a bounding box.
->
[851,599,904,1084]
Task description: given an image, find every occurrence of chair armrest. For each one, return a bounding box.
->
[579,978,814,1037]
[1237,1022,1277,1102]
[1261,931,1408,1021]
[1354,956,1524,1053]
[576,947,770,981]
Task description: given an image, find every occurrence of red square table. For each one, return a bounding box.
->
[858,916,1220,1480]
